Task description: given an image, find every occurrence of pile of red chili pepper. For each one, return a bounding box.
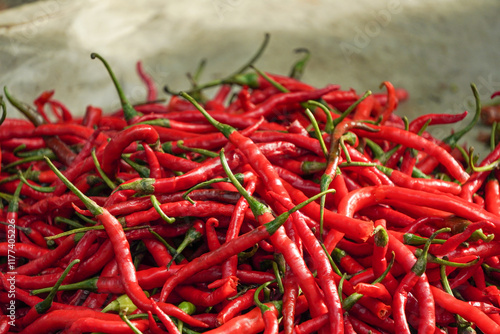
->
[1,35,500,334]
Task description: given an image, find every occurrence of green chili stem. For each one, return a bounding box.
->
[289,48,310,80]
[150,195,175,224]
[332,91,372,127]
[90,53,139,121]
[120,313,144,334]
[307,100,334,134]
[176,140,218,158]
[304,108,328,159]
[18,171,55,193]
[35,259,80,314]
[92,148,117,189]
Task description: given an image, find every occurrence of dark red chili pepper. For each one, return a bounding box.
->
[347,315,383,334]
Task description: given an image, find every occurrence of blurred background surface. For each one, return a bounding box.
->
[1,0,499,155]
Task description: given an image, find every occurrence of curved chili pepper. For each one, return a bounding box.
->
[4,86,76,166]
[160,163,331,322]
[216,288,258,325]
[222,173,257,278]
[356,125,470,183]
[0,242,49,259]
[17,259,80,328]
[431,285,500,333]
[375,164,462,195]
[15,232,83,276]
[176,276,238,307]
[281,180,374,242]
[377,81,398,124]
[33,123,108,144]
[101,124,159,177]
[44,157,180,333]
[18,309,127,334]
[119,142,295,194]
[241,85,339,119]
[339,185,500,233]
[136,60,157,102]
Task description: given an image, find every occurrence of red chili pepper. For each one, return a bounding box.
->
[136,60,157,102]
[222,173,257,278]
[431,285,500,334]
[267,192,343,333]
[205,84,232,111]
[204,303,280,334]
[242,85,339,118]
[44,157,180,333]
[101,124,160,177]
[0,242,49,259]
[377,81,398,124]
[175,276,238,307]
[355,125,469,183]
[0,316,9,334]
[375,164,462,195]
[216,288,258,325]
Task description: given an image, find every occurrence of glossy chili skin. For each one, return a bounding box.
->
[354,125,469,183]
[101,124,160,177]
[203,304,279,334]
